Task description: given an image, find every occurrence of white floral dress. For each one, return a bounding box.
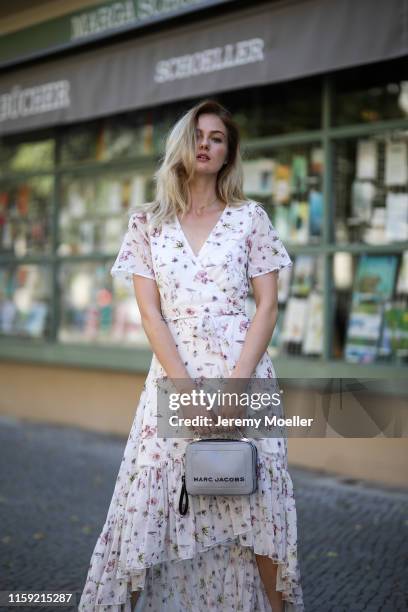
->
[78,200,304,612]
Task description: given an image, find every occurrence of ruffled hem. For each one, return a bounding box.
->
[78,453,304,611]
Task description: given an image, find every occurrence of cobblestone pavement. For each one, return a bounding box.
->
[0,415,407,612]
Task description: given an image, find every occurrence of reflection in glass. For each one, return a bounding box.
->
[243,145,324,245]
[334,60,408,125]
[134,78,322,151]
[333,252,408,364]
[57,79,322,167]
[0,138,54,174]
[334,132,408,244]
[59,171,153,256]
[104,113,155,159]
[222,79,322,137]
[61,114,157,164]
[0,176,53,255]
[152,111,175,155]
[60,121,102,164]
[0,265,51,339]
[58,261,149,346]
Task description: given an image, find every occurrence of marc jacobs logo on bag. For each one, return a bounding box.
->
[193,476,245,482]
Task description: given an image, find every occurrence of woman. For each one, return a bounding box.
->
[78,100,304,611]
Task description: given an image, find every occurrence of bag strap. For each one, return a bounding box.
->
[178,475,189,515]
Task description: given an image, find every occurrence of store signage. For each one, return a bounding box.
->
[0,0,233,67]
[72,0,207,40]
[0,80,71,123]
[0,0,405,136]
[71,1,136,40]
[154,38,264,82]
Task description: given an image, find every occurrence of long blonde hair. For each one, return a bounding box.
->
[135,99,247,231]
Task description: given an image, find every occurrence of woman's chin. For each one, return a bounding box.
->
[193,164,221,177]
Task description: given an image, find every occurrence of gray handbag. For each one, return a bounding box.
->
[178,437,258,516]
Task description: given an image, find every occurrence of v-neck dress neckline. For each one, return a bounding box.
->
[175,204,229,261]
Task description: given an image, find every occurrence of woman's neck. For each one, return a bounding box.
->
[188,176,220,213]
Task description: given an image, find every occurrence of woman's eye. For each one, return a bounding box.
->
[195,132,223,143]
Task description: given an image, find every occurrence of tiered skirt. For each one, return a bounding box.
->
[78,450,304,611]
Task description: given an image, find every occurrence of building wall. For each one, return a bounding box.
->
[0,361,146,436]
[1,361,407,487]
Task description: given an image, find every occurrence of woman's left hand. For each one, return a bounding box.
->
[212,376,249,430]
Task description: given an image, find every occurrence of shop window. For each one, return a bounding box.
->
[0,264,51,339]
[333,59,408,125]
[332,252,408,365]
[58,170,154,256]
[246,255,324,359]
[0,138,54,175]
[219,78,322,137]
[151,107,181,154]
[61,113,160,164]
[0,175,53,256]
[103,113,155,159]
[149,78,322,143]
[333,131,408,244]
[242,143,324,245]
[60,121,102,164]
[58,260,149,347]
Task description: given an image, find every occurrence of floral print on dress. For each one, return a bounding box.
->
[110,213,155,286]
[247,204,293,278]
[78,200,303,612]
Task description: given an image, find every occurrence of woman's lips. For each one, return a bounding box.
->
[197,155,210,161]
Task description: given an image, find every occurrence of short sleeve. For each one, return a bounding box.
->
[247,203,293,279]
[110,211,155,288]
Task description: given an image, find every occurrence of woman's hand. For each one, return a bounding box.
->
[171,377,249,436]
[217,377,248,420]
[173,379,217,436]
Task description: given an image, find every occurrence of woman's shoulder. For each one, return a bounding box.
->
[229,199,260,212]
[232,199,267,221]
[127,206,157,237]
[128,207,150,224]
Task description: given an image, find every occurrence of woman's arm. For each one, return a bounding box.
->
[132,275,196,394]
[230,270,279,380]
[133,274,217,431]
[215,271,278,422]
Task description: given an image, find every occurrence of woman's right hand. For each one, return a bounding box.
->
[171,378,236,436]
[181,392,217,436]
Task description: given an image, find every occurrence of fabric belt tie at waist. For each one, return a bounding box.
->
[162,305,246,322]
[162,306,248,366]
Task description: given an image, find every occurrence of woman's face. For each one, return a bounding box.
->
[194,113,228,176]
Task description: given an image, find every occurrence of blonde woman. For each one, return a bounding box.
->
[78,100,304,611]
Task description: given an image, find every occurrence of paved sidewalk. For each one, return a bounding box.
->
[0,415,407,612]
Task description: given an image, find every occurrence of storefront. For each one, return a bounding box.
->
[0,0,407,482]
